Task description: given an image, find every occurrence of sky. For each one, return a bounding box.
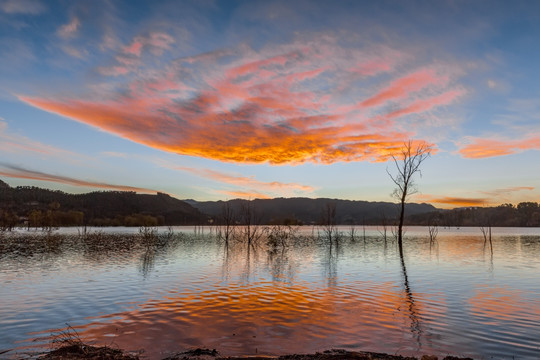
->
[1,0,539,209]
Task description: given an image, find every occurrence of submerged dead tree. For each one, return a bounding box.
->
[387,140,432,256]
[320,201,338,244]
[240,200,263,247]
[218,201,236,246]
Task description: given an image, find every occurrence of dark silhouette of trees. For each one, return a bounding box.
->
[0,181,205,227]
[387,140,432,255]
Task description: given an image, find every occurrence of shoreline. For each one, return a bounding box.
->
[34,344,474,360]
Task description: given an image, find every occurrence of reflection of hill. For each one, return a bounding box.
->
[187,197,437,225]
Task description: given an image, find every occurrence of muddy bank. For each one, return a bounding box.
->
[36,345,473,360]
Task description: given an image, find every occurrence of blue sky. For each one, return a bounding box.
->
[1,0,539,208]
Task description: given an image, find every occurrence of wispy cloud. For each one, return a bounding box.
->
[0,119,86,162]
[176,165,314,193]
[100,151,129,158]
[459,136,540,159]
[479,186,534,198]
[97,31,177,76]
[0,0,45,14]
[57,16,80,39]
[215,190,271,200]
[22,35,465,165]
[157,160,314,198]
[60,45,87,59]
[360,69,447,108]
[0,163,157,194]
[419,186,536,208]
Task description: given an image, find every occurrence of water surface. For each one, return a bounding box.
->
[0,226,539,359]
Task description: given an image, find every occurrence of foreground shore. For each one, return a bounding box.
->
[36,344,473,360]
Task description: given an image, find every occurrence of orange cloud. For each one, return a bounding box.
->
[0,164,157,194]
[21,95,413,164]
[419,186,536,208]
[459,137,540,159]
[417,194,489,207]
[21,39,464,165]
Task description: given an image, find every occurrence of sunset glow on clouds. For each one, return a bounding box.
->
[0,164,158,193]
[1,0,540,204]
[459,136,540,159]
[21,37,463,165]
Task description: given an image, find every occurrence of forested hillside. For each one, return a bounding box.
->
[0,179,206,228]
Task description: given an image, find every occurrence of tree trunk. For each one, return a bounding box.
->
[398,189,407,257]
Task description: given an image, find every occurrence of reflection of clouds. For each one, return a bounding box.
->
[64,278,442,358]
[469,286,540,323]
[7,232,540,359]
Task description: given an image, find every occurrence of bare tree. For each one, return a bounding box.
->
[378,211,389,244]
[240,200,263,247]
[480,210,493,253]
[218,201,236,246]
[387,140,432,256]
[320,201,338,245]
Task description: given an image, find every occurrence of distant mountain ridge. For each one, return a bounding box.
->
[2,179,538,227]
[0,178,439,226]
[185,197,438,225]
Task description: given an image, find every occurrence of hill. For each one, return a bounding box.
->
[186,198,437,225]
[0,180,206,227]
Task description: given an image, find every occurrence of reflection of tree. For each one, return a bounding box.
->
[221,240,231,282]
[266,245,298,284]
[138,231,184,278]
[399,250,422,350]
[241,241,260,284]
[321,241,339,288]
[139,247,156,278]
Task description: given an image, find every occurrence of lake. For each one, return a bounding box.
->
[0,226,539,359]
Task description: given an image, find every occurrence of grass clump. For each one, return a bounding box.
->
[40,326,139,360]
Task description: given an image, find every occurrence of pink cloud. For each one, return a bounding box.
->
[350,60,392,77]
[97,31,176,76]
[360,69,448,108]
[57,17,80,39]
[386,88,466,119]
[22,38,465,164]
[124,32,175,57]
[459,136,540,159]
